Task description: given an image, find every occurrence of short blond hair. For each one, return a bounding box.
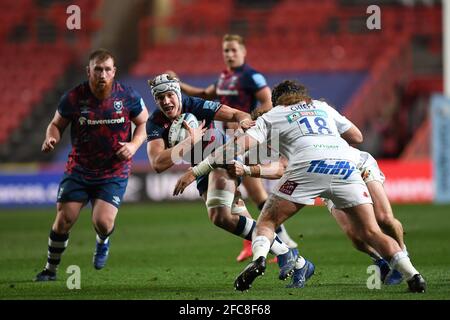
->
[223,34,245,46]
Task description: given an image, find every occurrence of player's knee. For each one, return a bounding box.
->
[208,209,227,228]
[54,213,75,233]
[93,218,114,235]
[360,227,380,242]
[377,214,395,229]
[212,176,229,190]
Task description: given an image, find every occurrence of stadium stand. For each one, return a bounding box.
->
[0,0,102,161]
[0,0,442,163]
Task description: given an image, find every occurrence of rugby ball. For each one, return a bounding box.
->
[168,113,199,147]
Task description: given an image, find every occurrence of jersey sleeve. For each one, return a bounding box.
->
[243,71,268,92]
[184,95,221,122]
[146,117,165,142]
[324,104,352,134]
[245,116,269,143]
[57,92,73,119]
[128,88,146,118]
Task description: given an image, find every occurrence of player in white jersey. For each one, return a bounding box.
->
[173,80,426,293]
[326,147,407,285]
[229,147,408,286]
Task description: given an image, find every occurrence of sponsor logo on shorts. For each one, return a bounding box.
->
[279,180,298,195]
[307,160,356,180]
[57,187,64,199]
[112,196,121,205]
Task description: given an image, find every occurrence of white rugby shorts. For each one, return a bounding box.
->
[273,159,373,209]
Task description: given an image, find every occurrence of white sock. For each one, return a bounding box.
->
[252,236,271,261]
[295,256,306,269]
[390,251,419,280]
[276,224,298,248]
[96,234,109,244]
[402,244,409,256]
[269,235,289,256]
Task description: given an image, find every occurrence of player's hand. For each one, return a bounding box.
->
[41,137,57,153]
[173,168,196,196]
[227,160,247,178]
[165,70,179,80]
[116,142,137,160]
[239,119,256,131]
[183,120,206,145]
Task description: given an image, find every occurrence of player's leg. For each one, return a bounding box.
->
[332,205,394,282]
[91,199,118,270]
[237,177,298,263]
[366,180,406,283]
[332,206,380,259]
[232,188,255,262]
[205,170,299,282]
[243,176,298,248]
[367,180,405,250]
[341,204,425,292]
[235,194,308,291]
[35,201,84,281]
[90,177,127,270]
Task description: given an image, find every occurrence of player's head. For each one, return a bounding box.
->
[271,80,311,106]
[87,49,116,92]
[222,34,246,69]
[148,73,182,120]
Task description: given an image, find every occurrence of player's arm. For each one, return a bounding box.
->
[41,111,70,153]
[116,109,149,161]
[147,122,206,173]
[166,70,216,100]
[228,160,285,179]
[213,104,255,130]
[173,133,259,195]
[180,82,217,100]
[341,124,363,144]
[251,87,272,120]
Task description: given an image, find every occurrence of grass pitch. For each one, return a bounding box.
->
[0,202,449,300]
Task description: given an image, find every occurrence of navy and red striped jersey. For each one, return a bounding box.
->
[58,81,146,179]
[215,63,268,113]
[146,95,224,164]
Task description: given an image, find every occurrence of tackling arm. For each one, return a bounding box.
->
[251,87,272,120]
[214,104,254,129]
[341,124,363,145]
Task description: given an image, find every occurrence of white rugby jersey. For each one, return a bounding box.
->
[246,100,359,169]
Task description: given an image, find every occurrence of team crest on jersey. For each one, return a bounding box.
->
[80,101,90,114]
[114,100,123,113]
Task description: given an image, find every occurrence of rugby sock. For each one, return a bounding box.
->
[369,251,383,262]
[269,235,289,256]
[275,224,298,248]
[96,234,109,245]
[402,244,409,256]
[45,230,69,273]
[252,236,271,261]
[390,251,419,280]
[95,226,115,244]
[295,256,306,269]
[234,216,255,240]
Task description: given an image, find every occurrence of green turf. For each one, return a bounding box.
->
[0,202,449,300]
